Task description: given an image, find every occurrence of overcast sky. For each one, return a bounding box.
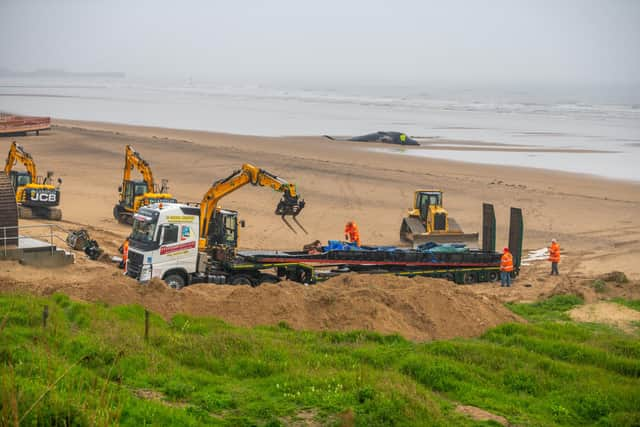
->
[1,0,638,87]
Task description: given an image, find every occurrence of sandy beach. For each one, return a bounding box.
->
[12,119,640,277]
[2,119,640,337]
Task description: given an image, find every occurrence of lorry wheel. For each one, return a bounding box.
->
[230,275,253,286]
[463,272,477,284]
[164,273,186,290]
[488,271,499,282]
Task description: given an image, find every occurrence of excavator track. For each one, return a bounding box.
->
[0,173,18,246]
[18,205,35,219]
[46,207,63,221]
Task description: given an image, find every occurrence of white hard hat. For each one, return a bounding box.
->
[551,238,557,243]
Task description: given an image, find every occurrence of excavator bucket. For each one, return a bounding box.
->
[403,214,479,248]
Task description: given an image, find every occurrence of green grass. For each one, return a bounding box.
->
[1,293,639,426]
[505,294,584,322]
[612,298,640,312]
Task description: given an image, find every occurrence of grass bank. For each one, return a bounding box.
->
[1,293,639,426]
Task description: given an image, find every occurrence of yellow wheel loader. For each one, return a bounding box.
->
[400,190,478,248]
[4,141,62,220]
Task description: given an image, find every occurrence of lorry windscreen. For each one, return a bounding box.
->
[130,209,160,244]
[131,219,156,242]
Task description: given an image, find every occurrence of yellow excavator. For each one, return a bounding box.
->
[113,145,176,224]
[400,189,478,248]
[198,163,306,250]
[3,141,62,220]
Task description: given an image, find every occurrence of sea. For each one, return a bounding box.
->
[1,77,639,181]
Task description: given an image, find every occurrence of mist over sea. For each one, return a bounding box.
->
[1,77,639,181]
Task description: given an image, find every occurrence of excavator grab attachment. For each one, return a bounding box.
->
[276,196,307,234]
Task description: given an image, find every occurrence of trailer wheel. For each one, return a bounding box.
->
[488,271,499,282]
[164,273,186,290]
[463,272,477,284]
[444,272,455,282]
[258,273,279,286]
[230,275,253,286]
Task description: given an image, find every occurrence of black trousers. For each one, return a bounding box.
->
[551,262,559,275]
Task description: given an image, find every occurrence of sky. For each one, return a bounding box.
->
[1,0,639,87]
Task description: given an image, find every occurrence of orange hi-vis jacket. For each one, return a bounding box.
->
[500,251,514,272]
[122,239,129,265]
[344,222,361,246]
[548,242,560,263]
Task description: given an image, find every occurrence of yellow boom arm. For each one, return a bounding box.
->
[199,164,302,249]
[4,141,37,180]
[122,145,155,192]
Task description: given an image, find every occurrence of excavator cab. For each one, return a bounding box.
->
[114,145,177,224]
[9,171,32,189]
[120,180,149,210]
[207,209,239,249]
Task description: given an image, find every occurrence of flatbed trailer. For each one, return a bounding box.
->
[127,202,522,288]
[233,249,508,285]
[224,206,523,286]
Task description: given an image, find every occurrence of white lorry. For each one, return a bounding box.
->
[125,163,306,288]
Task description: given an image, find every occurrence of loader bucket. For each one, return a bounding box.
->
[411,232,479,249]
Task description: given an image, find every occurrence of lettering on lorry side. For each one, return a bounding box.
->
[166,215,195,223]
[160,241,196,255]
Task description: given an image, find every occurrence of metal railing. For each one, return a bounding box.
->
[1,223,70,257]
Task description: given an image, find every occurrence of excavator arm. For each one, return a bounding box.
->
[4,141,37,180]
[122,145,155,192]
[199,164,305,249]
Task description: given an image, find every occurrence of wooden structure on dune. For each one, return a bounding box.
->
[0,113,50,136]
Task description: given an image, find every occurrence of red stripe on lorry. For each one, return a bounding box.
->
[160,241,196,255]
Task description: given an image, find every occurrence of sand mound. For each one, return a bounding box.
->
[569,302,640,332]
[0,263,520,341]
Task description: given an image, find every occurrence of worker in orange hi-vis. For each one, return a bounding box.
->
[548,238,561,276]
[344,221,361,247]
[122,238,129,273]
[500,247,514,287]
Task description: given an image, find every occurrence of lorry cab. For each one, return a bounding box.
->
[127,204,200,283]
[126,203,243,288]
